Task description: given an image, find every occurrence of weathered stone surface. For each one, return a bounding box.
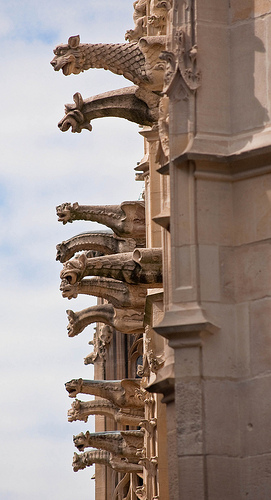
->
[66,303,144,335]
[56,200,146,242]
[56,231,138,263]
[60,248,162,286]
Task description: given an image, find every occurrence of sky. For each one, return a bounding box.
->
[0,1,144,498]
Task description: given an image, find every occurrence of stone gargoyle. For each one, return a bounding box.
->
[57,87,159,133]
[56,200,146,242]
[66,303,144,335]
[60,248,162,287]
[51,34,165,92]
[73,430,144,461]
[60,276,147,308]
[73,450,143,473]
[65,378,146,409]
[56,231,138,263]
[68,398,143,426]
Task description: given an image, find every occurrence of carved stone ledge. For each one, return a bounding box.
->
[56,231,138,263]
[56,200,146,242]
[153,304,219,349]
[65,378,146,409]
[60,248,162,287]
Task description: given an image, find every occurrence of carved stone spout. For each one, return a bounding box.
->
[51,35,165,91]
[68,398,143,426]
[73,450,143,473]
[57,87,159,133]
[66,304,144,335]
[73,430,144,461]
[60,276,147,311]
[56,231,138,263]
[65,378,146,409]
[60,248,162,287]
[56,200,145,242]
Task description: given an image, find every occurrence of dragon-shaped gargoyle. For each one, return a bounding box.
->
[73,450,143,473]
[60,248,162,287]
[60,276,147,308]
[65,378,146,409]
[73,430,144,461]
[51,34,165,92]
[68,398,143,426]
[56,231,138,263]
[56,200,146,243]
[66,303,144,335]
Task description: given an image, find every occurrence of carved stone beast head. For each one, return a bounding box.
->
[50,35,83,75]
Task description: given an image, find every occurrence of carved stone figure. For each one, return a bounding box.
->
[65,378,146,409]
[51,34,165,91]
[66,303,144,335]
[73,430,144,461]
[60,276,147,308]
[56,231,138,263]
[60,249,163,287]
[57,87,159,133]
[73,450,143,473]
[56,200,146,242]
[68,398,143,425]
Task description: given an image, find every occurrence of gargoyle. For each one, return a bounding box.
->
[68,398,143,426]
[73,430,144,461]
[56,200,146,242]
[60,248,162,287]
[56,231,138,263]
[60,276,147,308]
[66,303,144,335]
[57,87,159,133]
[65,378,146,409]
[51,34,165,92]
[73,450,143,473]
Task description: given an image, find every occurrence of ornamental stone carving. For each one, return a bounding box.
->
[60,248,162,287]
[73,430,144,461]
[56,231,138,263]
[66,303,144,335]
[73,450,143,473]
[51,34,165,92]
[60,276,147,308]
[65,378,146,409]
[68,398,143,425]
[57,87,159,133]
[56,200,146,242]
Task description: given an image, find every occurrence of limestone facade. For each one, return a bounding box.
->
[52,1,271,499]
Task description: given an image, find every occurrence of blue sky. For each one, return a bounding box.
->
[0,1,144,498]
